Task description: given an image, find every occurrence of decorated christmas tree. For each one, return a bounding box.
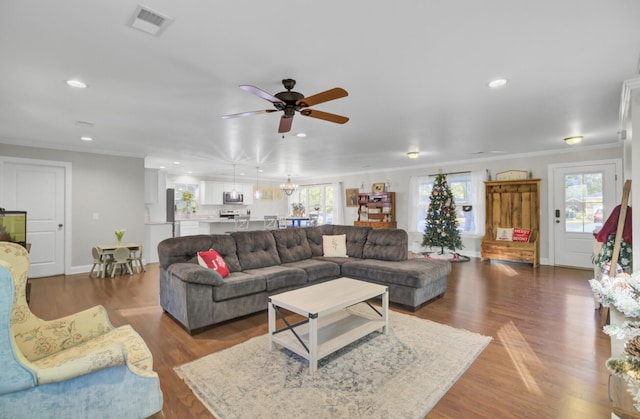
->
[422,172,463,254]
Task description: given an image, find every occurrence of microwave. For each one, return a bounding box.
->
[223,192,244,205]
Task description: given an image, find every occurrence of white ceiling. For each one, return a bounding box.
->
[1,1,639,181]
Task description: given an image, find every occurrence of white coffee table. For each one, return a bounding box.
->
[268,277,388,374]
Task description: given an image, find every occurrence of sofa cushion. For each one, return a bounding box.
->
[282,259,341,282]
[197,249,230,278]
[209,235,242,272]
[243,265,307,291]
[232,230,281,270]
[363,228,408,261]
[271,228,312,263]
[211,271,267,301]
[332,225,371,258]
[341,258,451,289]
[322,234,348,257]
[304,225,335,256]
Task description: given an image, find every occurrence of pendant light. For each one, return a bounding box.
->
[230,164,239,199]
[254,167,261,199]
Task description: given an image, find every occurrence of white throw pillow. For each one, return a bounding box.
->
[322,234,348,257]
[496,227,514,241]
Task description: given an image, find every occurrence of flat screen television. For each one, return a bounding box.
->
[0,211,27,247]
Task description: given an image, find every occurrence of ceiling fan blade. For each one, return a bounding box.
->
[300,109,349,124]
[239,85,285,104]
[221,109,277,119]
[278,116,294,133]
[296,87,348,108]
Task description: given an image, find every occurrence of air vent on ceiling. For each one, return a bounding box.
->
[128,5,174,37]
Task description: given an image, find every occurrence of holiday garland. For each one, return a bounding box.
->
[421,172,463,254]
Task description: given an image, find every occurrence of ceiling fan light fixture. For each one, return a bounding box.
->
[407,151,419,159]
[564,136,583,145]
[280,177,298,196]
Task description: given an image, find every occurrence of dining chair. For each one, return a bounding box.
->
[129,244,145,273]
[307,213,319,227]
[264,215,278,230]
[89,247,105,277]
[110,247,133,277]
[234,216,250,231]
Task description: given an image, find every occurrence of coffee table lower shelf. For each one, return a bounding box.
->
[270,305,386,372]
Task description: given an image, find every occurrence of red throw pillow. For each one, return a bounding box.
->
[197,249,230,278]
[512,228,532,243]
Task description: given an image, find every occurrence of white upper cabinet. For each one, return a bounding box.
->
[199,181,254,205]
[144,169,159,204]
[199,181,224,205]
[242,184,254,205]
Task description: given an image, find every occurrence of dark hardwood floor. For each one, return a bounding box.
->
[27,259,612,418]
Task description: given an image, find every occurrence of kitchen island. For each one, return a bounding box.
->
[176,217,270,235]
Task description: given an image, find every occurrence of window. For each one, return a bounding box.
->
[173,183,198,213]
[563,171,604,233]
[409,171,484,235]
[297,184,333,224]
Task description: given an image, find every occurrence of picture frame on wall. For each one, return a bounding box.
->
[372,183,385,193]
[346,188,359,207]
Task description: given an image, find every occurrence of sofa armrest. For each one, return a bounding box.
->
[32,341,126,384]
[168,263,224,286]
[15,305,116,361]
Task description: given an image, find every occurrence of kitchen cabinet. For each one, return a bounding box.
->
[144,169,159,204]
[179,220,200,237]
[199,181,223,205]
[242,184,254,205]
[199,181,254,206]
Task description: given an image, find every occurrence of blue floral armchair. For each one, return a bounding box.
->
[0,242,163,418]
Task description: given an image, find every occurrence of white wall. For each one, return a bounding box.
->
[300,144,624,263]
[0,141,625,270]
[1,144,145,270]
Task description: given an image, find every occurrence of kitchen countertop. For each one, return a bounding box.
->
[175,217,264,223]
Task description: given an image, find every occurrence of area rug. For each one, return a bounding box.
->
[174,304,491,419]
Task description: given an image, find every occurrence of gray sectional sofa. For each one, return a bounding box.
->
[157,224,451,334]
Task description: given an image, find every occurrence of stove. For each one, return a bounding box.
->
[220,209,240,219]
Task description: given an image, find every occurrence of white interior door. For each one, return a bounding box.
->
[551,162,619,268]
[2,161,65,277]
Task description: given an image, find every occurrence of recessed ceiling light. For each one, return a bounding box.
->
[173,161,180,165]
[66,79,87,89]
[258,169,264,173]
[80,136,93,141]
[296,132,307,138]
[187,171,193,174]
[564,136,583,145]
[407,151,419,159]
[488,79,508,88]
[159,166,166,169]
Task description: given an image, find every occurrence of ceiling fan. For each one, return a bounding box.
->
[222,78,349,133]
